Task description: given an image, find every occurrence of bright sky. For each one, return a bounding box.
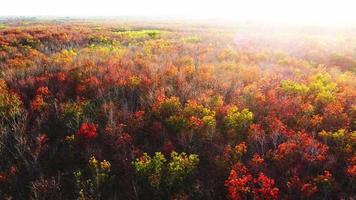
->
[1,0,355,26]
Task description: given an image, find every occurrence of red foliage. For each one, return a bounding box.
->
[225,163,279,200]
[162,140,175,155]
[250,154,264,167]
[346,156,356,178]
[299,132,328,162]
[0,173,6,183]
[274,132,328,163]
[346,165,356,177]
[77,123,98,139]
[34,134,49,157]
[286,175,302,192]
[0,166,17,183]
[116,133,133,146]
[253,172,279,200]
[31,95,46,111]
[301,183,318,197]
[127,110,145,132]
[225,163,253,200]
[322,101,350,130]
[188,116,204,129]
[8,166,17,176]
[1,20,355,199]
[36,86,50,96]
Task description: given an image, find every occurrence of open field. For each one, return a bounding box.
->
[0,19,355,199]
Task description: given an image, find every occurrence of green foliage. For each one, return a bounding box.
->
[116,29,165,39]
[202,115,216,129]
[84,44,124,59]
[156,97,182,119]
[309,73,337,104]
[133,151,199,194]
[319,129,356,149]
[225,106,254,131]
[166,151,199,187]
[183,100,215,119]
[316,90,335,104]
[165,115,186,134]
[0,23,6,30]
[51,49,78,67]
[280,80,309,96]
[133,152,166,188]
[61,49,77,57]
[155,99,217,135]
[143,39,172,56]
[281,73,337,104]
[59,101,91,131]
[182,36,201,43]
[128,75,141,86]
[88,35,113,45]
[74,156,112,200]
[207,95,224,108]
[1,19,355,200]
[183,100,216,137]
[319,129,345,142]
[0,80,23,121]
[156,97,185,133]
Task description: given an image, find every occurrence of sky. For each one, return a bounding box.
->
[1,0,356,26]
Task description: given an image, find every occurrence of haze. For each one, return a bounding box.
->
[1,0,356,27]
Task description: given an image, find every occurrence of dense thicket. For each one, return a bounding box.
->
[0,20,355,199]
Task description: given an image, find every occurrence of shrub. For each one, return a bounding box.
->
[74,156,112,199]
[77,123,98,140]
[59,101,90,131]
[280,80,309,96]
[0,80,23,121]
[133,151,199,197]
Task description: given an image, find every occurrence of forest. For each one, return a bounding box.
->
[0,19,355,199]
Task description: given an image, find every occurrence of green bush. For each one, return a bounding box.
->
[225,106,254,132]
[0,80,23,121]
[133,151,199,197]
